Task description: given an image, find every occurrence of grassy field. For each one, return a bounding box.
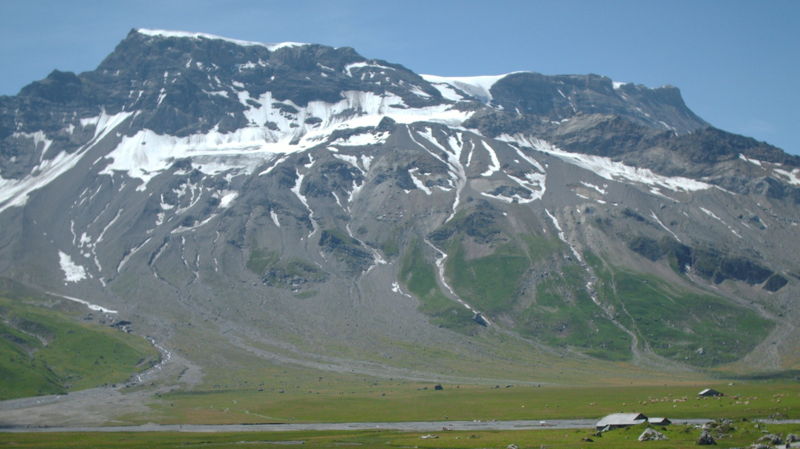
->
[446,241,530,315]
[399,239,475,332]
[138,382,800,425]
[2,422,799,449]
[587,253,774,367]
[0,294,159,400]
[520,264,632,361]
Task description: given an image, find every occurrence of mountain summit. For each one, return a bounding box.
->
[1,29,799,386]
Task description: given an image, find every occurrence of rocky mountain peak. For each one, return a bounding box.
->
[1,29,799,381]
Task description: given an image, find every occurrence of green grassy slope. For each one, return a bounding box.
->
[399,240,474,332]
[589,254,774,367]
[0,295,159,400]
[520,264,632,361]
[405,199,773,367]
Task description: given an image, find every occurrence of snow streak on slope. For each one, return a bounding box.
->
[480,141,501,176]
[416,129,466,222]
[545,209,582,263]
[0,111,132,213]
[650,210,681,242]
[270,209,281,227]
[408,168,432,194]
[290,171,317,239]
[501,135,712,193]
[46,291,118,314]
[700,206,742,239]
[424,239,489,325]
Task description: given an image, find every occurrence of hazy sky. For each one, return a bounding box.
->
[1,0,798,154]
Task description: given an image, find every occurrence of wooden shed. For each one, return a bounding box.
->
[596,413,647,430]
[698,388,723,397]
[648,417,671,426]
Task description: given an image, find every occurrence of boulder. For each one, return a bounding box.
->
[757,434,783,445]
[698,430,716,445]
[639,428,668,441]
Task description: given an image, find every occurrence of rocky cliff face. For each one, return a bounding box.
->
[1,29,798,382]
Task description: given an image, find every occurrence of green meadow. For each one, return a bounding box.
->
[136,382,800,425]
[0,293,159,400]
[2,422,799,449]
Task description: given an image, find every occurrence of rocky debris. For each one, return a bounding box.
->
[698,430,717,445]
[787,434,799,443]
[638,428,668,441]
[262,259,329,290]
[428,200,504,244]
[701,418,735,441]
[764,274,789,292]
[757,434,784,446]
[627,236,785,291]
[318,229,374,274]
[473,312,489,327]
[506,444,519,449]
[420,434,438,439]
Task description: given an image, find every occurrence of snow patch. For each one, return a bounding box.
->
[332,153,363,172]
[48,291,117,314]
[580,181,607,195]
[699,207,721,221]
[420,73,513,102]
[545,209,582,263]
[502,135,711,193]
[417,129,466,222]
[0,112,132,213]
[101,89,472,190]
[738,153,763,167]
[408,168,432,195]
[270,209,281,227]
[344,61,393,77]
[217,191,238,208]
[58,251,88,283]
[391,282,413,299]
[290,171,316,238]
[329,130,388,146]
[699,207,742,239]
[135,28,308,51]
[650,211,681,242]
[774,167,800,186]
[480,141,501,176]
[12,131,53,162]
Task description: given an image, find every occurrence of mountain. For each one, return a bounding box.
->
[1,29,799,391]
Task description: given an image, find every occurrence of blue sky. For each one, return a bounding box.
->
[1,0,798,154]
